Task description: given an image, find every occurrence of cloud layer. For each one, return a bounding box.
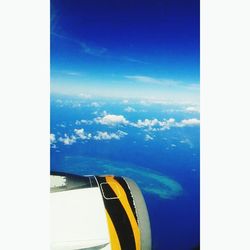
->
[58,134,77,145]
[125,75,178,86]
[93,130,127,140]
[74,128,92,140]
[51,112,199,147]
[95,114,129,126]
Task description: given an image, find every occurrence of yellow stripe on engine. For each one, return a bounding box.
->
[105,176,141,250]
[105,210,121,250]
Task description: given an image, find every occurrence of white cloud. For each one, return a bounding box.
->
[185,106,200,113]
[178,118,200,126]
[125,75,161,84]
[116,130,128,137]
[50,133,56,144]
[75,119,92,125]
[58,134,77,145]
[158,118,176,130]
[124,106,136,112]
[95,114,129,126]
[125,75,178,86]
[74,128,92,140]
[93,130,127,140]
[145,134,154,141]
[132,118,159,128]
[158,118,199,129]
[55,115,199,147]
[131,118,174,131]
[130,117,199,131]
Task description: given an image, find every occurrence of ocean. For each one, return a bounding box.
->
[50,95,200,249]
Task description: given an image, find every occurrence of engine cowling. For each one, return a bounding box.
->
[50,172,152,250]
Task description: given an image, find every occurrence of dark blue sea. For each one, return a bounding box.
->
[50,94,200,250]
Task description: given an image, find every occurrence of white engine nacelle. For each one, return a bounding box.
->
[50,172,152,250]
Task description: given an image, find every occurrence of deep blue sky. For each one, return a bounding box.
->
[51,0,200,103]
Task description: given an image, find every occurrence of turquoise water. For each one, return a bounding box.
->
[58,155,183,199]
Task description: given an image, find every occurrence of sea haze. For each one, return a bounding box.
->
[50,94,200,250]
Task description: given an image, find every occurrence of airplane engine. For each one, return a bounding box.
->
[50,172,152,250]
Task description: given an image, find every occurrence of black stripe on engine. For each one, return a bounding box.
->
[96,177,136,250]
[114,177,138,223]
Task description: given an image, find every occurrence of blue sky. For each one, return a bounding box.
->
[51,0,200,104]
